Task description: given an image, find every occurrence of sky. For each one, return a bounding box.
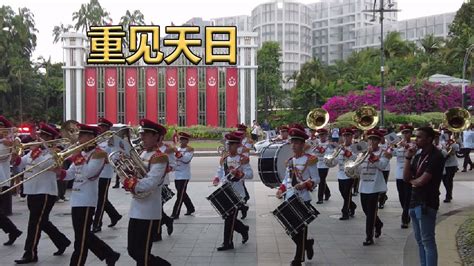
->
[2,0,467,63]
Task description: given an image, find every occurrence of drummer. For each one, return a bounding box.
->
[276,124,319,266]
[212,131,252,251]
[273,125,290,143]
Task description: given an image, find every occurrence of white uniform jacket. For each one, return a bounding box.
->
[215,154,253,198]
[64,147,106,207]
[17,148,58,196]
[280,154,320,202]
[174,146,194,180]
[129,150,168,220]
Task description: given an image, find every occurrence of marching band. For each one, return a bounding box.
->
[0,104,471,265]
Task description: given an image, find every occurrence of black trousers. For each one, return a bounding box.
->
[360,193,382,240]
[396,179,411,224]
[70,207,115,266]
[378,171,390,205]
[0,186,18,235]
[317,168,331,201]
[93,178,120,228]
[223,207,246,246]
[156,202,173,238]
[338,179,356,217]
[128,218,170,266]
[442,166,458,200]
[172,180,195,217]
[23,194,69,258]
[57,180,67,200]
[292,225,308,262]
[243,181,250,202]
[460,148,472,170]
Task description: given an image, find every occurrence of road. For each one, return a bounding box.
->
[186,155,474,182]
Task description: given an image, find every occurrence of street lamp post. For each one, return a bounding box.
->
[462,44,474,108]
[363,0,400,128]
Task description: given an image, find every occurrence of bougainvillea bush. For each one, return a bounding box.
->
[322,81,474,121]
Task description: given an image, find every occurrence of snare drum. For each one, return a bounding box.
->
[258,142,292,188]
[207,182,243,219]
[161,185,175,204]
[272,194,317,237]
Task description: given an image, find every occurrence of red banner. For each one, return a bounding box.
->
[226,67,238,127]
[125,68,138,125]
[84,67,97,124]
[146,67,158,122]
[206,67,219,127]
[166,67,178,125]
[186,67,198,126]
[104,67,117,123]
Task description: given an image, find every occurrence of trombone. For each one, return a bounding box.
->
[10,138,71,157]
[0,130,116,195]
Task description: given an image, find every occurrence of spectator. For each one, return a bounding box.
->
[251,120,261,142]
[331,127,340,143]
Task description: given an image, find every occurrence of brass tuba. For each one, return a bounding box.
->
[306,108,329,130]
[444,107,471,154]
[344,106,379,179]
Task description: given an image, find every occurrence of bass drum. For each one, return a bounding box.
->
[258,142,292,188]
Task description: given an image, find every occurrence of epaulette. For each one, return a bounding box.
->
[240,155,250,165]
[305,154,318,165]
[92,148,108,159]
[186,146,194,152]
[150,153,169,164]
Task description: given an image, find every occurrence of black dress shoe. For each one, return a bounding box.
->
[170,215,179,220]
[241,205,249,219]
[4,230,22,246]
[152,234,162,242]
[53,239,71,256]
[242,225,249,244]
[184,210,195,216]
[92,227,101,233]
[306,239,314,260]
[350,207,356,217]
[108,215,122,228]
[167,220,174,236]
[105,252,120,266]
[401,223,409,229]
[217,243,234,251]
[290,260,302,266]
[325,194,331,201]
[339,216,349,220]
[363,239,374,246]
[375,223,383,238]
[443,199,451,203]
[316,200,323,204]
[112,184,119,188]
[14,256,38,264]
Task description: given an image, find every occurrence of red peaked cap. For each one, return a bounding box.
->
[399,124,414,132]
[78,123,101,136]
[225,131,243,143]
[236,123,247,131]
[39,122,60,139]
[316,128,328,134]
[289,124,308,140]
[340,128,354,135]
[98,117,113,128]
[0,116,12,128]
[366,128,383,139]
[139,119,167,135]
[178,132,191,139]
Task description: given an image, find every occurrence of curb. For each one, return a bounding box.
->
[193,151,259,157]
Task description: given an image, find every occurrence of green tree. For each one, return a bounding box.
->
[257,41,283,121]
[52,23,73,44]
[119,9,146,50]
[72,0,110,32]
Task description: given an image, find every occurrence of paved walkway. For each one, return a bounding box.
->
[1,178,473,265]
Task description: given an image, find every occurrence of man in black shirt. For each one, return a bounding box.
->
[403,126,444,266]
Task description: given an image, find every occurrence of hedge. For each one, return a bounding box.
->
[332,111,447,128]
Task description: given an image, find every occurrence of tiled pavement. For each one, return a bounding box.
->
[1,176,473,265]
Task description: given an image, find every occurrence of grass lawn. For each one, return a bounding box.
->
[189,140,222,151]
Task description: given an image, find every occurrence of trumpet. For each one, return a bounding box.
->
[323,146,343,168]
[0,131,116,195]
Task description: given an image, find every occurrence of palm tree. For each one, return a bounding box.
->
[420,34,444,55]
[52,23,73,43]
[119,10,146,50]
[72,0,110,32]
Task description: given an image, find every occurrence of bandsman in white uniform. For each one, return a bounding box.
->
[212,131,252,251]
[12,123,71,264]
[394,124,414,228]
[63,124,120,266]
[357,129,392,246]
[170,132,195,219]
[378,129,391,209]
[273,125,290,143]
[122,119,171,266]
[92,118,122,233]
[236,124,253,206]
[276,124,319,266]
[312,128,332,204]
[0,115,22,246]
[441,129,460,203]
